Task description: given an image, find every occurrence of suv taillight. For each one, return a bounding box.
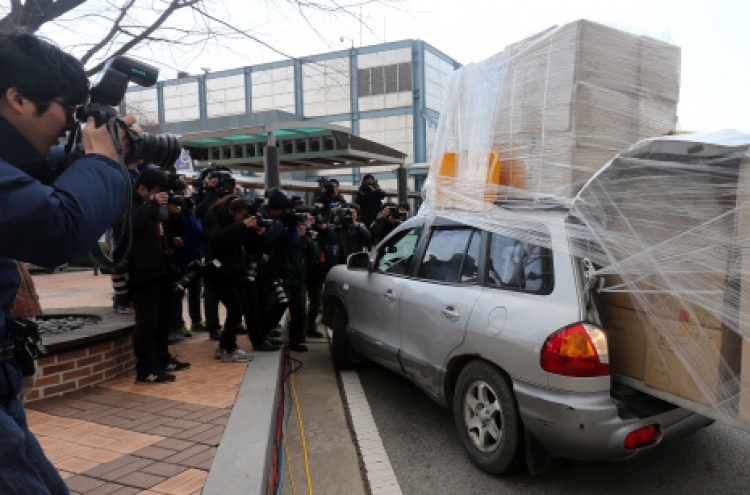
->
[540,323,609,377]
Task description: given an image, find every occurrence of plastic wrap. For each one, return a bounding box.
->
[420,20,750,428]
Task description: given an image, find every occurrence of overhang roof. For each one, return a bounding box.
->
[180,121,407,172]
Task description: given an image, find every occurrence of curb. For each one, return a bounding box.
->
[202,322,287,495]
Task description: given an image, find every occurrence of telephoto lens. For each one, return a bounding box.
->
[273,280,288,305]
[247,260,258,282]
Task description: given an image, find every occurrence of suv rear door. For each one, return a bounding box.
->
[398,223,485,395]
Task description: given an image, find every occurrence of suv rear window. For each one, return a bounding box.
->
[487,232,553,294]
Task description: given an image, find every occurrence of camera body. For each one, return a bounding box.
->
[208,170,236,195]
[254,215,274,229]
[175,259,203,293]
[334,207,355,227]
[305,225,318,240]
[70,56,182,170]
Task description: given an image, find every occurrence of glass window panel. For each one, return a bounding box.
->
[357,68,370,97]
[377,227,423,275]
[418,228,473,283]
[488,233,552,293]
[398,63,412,91]
[371,66,385,95]
[384,64,398,94]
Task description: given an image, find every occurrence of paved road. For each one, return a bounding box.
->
[355,362,750,495]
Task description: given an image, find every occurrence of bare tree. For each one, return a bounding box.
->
[0,0,391,76]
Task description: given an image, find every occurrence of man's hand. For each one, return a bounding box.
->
[167,203,182,215]
[151,192,169,205]
[82,115,137,162]
[243,216,258,229]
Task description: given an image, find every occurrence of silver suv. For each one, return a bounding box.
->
[321,209,712,475]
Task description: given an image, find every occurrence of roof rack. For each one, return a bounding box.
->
[492,195,570,212]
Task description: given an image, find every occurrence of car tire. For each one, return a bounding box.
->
[330,306,357,370]
[453,361,524,475]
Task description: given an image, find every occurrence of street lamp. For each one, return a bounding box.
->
[340,36,354,49]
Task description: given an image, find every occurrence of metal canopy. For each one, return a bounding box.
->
[180,121,407,172]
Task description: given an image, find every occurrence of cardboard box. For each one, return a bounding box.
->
[599,273,725,330]
[600,305,648,379]
[644,315,726,405]
[739,339,750,422]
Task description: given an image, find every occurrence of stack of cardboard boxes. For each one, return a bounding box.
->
[592,146,749,420]
[489,19,681,198]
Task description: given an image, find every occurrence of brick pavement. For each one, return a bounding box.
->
[25,271,249,494]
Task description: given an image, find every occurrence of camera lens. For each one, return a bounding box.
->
[136,133,183,169]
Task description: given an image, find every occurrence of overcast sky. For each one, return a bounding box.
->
[42,0,750,133]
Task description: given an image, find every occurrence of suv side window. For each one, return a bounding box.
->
[418,228,477,284]
[487,233,553,293]
[376,227,423,275]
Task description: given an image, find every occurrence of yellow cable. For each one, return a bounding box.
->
[284,429,298,495]
[291,358,314,495]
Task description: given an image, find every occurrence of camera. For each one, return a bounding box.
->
[387,205,399,218]
[280,210,308,228]
[254,215,274,229]
[208,170,236,195]
[305,225,318,240]
[69,56,182,170]
[175,259,203,293]
[334,207,354,227]
[290,195,304,207]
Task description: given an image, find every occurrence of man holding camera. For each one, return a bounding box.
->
[354,173,386,228]
[0,32,134,494]
[314,178,347,217]
[333,205,371,265]
[370,201,410,246]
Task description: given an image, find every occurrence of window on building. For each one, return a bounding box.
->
[357,63,413,97]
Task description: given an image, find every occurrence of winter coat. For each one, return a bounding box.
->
[0,115,126,402]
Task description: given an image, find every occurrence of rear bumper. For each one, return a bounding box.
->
[513,379,713,462]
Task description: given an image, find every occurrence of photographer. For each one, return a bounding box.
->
[333,204,371,265]
[120,168,189,384]
[170,178,205,340]
[0,32,135,493]
[370,201,410,246]
[255,188,302,350]
[279,210,320,352]
[194,166,234,340]
[305,208,337,338]
[354,173,385,227]
[203,196,264,361]
[314,178,347,218]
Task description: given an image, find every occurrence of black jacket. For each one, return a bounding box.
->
[124,197,183,287]
[203,205,262,279]
[354,182,386,227]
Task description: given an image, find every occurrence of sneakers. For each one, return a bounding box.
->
[221,347,254,363]
[267,337,284,347]
[255,340,281,352]
[164,357,191,371]
[209,328,223,341]
[288,343,309,353]
[306,329,324,339]
[191,321,207,332]
[214,347,223,360]
[268,329,282,338]
[135,370,176,384]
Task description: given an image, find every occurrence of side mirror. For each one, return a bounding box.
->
[347,252,371,271]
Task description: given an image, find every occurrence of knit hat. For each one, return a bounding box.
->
[265,188,290,210]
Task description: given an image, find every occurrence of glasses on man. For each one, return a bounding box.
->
[49,98,78,121]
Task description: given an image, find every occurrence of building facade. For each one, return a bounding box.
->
[124,39,460,197]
